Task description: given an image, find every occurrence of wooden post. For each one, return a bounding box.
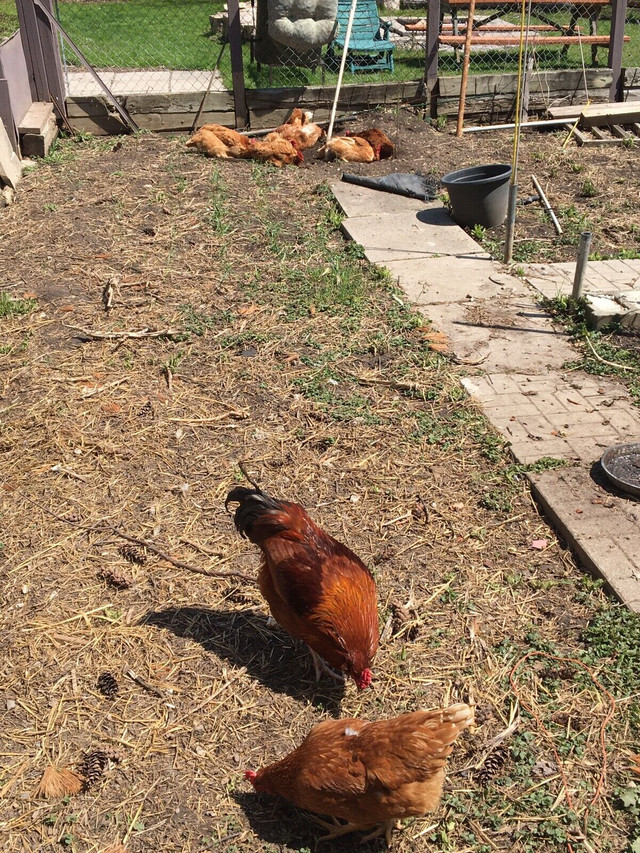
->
[34,0,64,107]
[227,0,249,128]
[608,0,627,101]
[425,0,440,119]
[15,0,64,107]
[455,0,476,136]
[15,0,48,100]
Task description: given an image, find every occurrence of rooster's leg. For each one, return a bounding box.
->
[307,814,361,841]
[359,820,398,846]
[308,648,345,684]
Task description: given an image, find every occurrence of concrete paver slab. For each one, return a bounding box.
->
[330,181,430,217]
[342,207,487,263]
[529,467,640,612]
[331,184,640,609]
[383,255,504,304]
[425,295,577,373]
[462,371,640,464]
[526,259,640,299]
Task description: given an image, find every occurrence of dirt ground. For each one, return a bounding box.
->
[0,118,639,853]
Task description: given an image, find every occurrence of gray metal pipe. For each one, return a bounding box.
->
[503,183,518,264]
[572,231,593,300]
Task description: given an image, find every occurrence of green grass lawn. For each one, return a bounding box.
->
[57,0,225,69]
[0,0,19,39]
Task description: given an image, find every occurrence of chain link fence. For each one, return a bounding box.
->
[4,0,636,102]
[55,0,233,97]
[436,0,633,77]
[0,0,19,39]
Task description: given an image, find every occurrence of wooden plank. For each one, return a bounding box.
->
[125,91,234,115]
[610,123,631,138]
[438,68,611,97]
[563,122,588,145]
[246,81,423,111]
[631,122,640,136]
[65,92,233,118]
[438,34,627,44]
[126,111,236,132]
[0,115,22,188]
[580,102,640,126]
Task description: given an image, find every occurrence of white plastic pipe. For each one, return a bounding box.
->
[325,0,359,147]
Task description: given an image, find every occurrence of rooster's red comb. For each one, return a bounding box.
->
[244,769,257,784]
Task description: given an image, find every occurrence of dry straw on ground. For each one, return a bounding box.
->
[0,125,637,852]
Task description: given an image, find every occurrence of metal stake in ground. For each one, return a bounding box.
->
[572,231,593,300]
[455,0,477,138]
[325,0,359,149]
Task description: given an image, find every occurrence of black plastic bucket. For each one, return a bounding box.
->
[441,164,512,229]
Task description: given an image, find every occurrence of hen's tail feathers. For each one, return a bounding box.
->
[414,703,474,757]
[225,487,284,541]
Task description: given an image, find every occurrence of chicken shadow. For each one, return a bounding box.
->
[142,606,346,713]
[232,791,386,852]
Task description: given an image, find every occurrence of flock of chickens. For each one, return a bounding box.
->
[186,108,395,167]
[225,484,473,846]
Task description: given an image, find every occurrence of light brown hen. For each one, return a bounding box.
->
[318,135,376,163]
[245,704,474,846]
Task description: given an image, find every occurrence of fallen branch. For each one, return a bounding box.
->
[18,492,256,584]
[124,667,166,699]
[72,326,183,342]
[100,524,256,583]
[584,334,638,372]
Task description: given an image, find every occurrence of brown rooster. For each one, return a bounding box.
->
[186,124,254,159]
[318,135,376,163]
[225,486,378,688]
[245,704,474,845]
[248,133,304,167]
[347,128,394,160]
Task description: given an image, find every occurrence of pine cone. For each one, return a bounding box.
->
[391,603,420,641]
[80,751,109,789]
[97,567,133,590]
[475,745,508,786]
[118,544,147,565]
[96,672,119,699]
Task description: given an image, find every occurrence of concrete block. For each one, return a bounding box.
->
[620,309,640,330]
[618,289,640,310]
[18,101,54,135]
[584,293,625,330]
[20,114,58,159]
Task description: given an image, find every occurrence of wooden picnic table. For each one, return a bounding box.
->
[439,0,612,62]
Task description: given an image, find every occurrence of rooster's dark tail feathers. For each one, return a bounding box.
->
[225,486,284,541]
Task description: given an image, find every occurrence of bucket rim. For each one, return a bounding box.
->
[441,163,512,187]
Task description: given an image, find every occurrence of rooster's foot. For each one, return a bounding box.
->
[360,819,399,847]
[307,814,360,841]
[308,648,345,684]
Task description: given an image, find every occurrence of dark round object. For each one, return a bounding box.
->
[441,164,512,229]
[600,443,640,499]
[97,671,119,698]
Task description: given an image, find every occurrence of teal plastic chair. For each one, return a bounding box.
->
[326,0,395,73]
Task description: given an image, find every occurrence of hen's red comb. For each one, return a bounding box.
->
[244,769,257,784]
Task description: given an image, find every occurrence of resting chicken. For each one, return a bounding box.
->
[347,127,395,160]
[318,135,376,163]
[225,485,378,688]
[186,124,254,159]
[245,704,474,845]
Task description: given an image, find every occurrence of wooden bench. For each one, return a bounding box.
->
[440,0,612,63]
